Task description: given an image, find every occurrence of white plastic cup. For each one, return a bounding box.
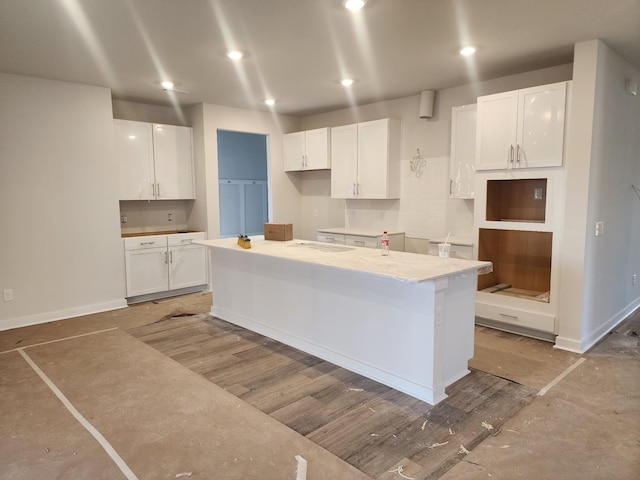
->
[438,243,450,258]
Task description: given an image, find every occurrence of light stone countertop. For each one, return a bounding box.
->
[196,236,491,284]
[317,227,405,237]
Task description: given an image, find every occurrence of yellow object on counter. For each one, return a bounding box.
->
[237,235,251,249]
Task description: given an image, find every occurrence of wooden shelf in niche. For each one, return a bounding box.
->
[477,228,552,303]
[486,178,547,222]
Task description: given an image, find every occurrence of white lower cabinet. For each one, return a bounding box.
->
[428,237,474,259]
[124,232,206,301]
[317,229,405,251]
[167,235,207,290]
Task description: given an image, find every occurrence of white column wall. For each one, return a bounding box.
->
[0,74,126,330]
[557,39,640,352]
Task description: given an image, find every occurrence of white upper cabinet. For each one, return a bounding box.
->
[331,118,401,199]
[114,120,155,200]
[330,123,358,197]
[476,82,567,171]
[283,127,330,171]
[114,119,195,200]
[450,104,477,199]
[152,124,195,199]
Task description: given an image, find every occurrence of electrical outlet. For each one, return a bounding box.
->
[633,274,637,286]
[168,213,173,222]
[120,215,127,224]
[595,221,604,237]
[3,289,14,302]
[534,187,544,200]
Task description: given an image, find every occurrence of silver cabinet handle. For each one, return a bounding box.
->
[516,144,521,166]
[156,182,160,197]
[164,251,168,264]
[499,313,519,320]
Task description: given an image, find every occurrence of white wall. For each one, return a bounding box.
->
[186,104,300,240]
[295,64,573,247]
[0,74,126,330]
[557,40,640,352]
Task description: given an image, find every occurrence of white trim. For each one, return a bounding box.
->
[18,349,139,480]
[0,299,127,332]
[555,300,640,353]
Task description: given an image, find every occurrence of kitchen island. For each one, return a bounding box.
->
[196,237,491,405]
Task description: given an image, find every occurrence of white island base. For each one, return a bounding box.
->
[198,238,491,405]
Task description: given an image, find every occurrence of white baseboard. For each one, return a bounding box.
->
[0,298,128,332]
[555,299,640,354]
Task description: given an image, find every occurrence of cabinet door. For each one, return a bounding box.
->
[168,244,207,290]
[114,120,154,200]
[125,247,169,297]
[304,127,330,170]
[152,124,195,199]
[517,82,566,168]
[357,119,391,199]
[330,124,358,198]
[283,131,306,171]
[450,105,477,198]
[476,91,518,171]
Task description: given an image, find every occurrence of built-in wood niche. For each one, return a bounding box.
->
[478,228,552,303]
[486,178,547,222]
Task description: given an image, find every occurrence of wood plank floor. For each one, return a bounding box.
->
[128,314,535,480]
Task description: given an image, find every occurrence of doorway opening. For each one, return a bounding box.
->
[217,129,269,237]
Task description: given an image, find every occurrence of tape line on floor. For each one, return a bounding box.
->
[18,348,139,480]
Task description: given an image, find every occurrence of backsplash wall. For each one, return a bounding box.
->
[119,200,193,235]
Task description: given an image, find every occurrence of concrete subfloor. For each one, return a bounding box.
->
[1,292,639,479]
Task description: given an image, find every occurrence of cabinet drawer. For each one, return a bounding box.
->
[124,235,167,250]
[345,235,379,249]
[167,232,205,246]
[475,302,556,333]
[317,233,346,244]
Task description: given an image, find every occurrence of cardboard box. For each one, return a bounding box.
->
[264,223,293,241]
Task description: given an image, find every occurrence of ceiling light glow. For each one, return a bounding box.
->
[341,78,354,87]
[161,80,174,89]
[459,46,476,56]
[227,50,243,60]
[344,0,366,10]
[265,98,276,106]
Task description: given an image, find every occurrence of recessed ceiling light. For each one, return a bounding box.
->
[265,98,276,106]
[161,80,174,89]
[227,50,243,60]
[344,0,366,10]
[459,46,476,56]
[341,78,354,87]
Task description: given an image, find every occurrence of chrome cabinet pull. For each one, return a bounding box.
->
[499,313,519,320]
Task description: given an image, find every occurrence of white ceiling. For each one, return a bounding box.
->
[1,0,639,116]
